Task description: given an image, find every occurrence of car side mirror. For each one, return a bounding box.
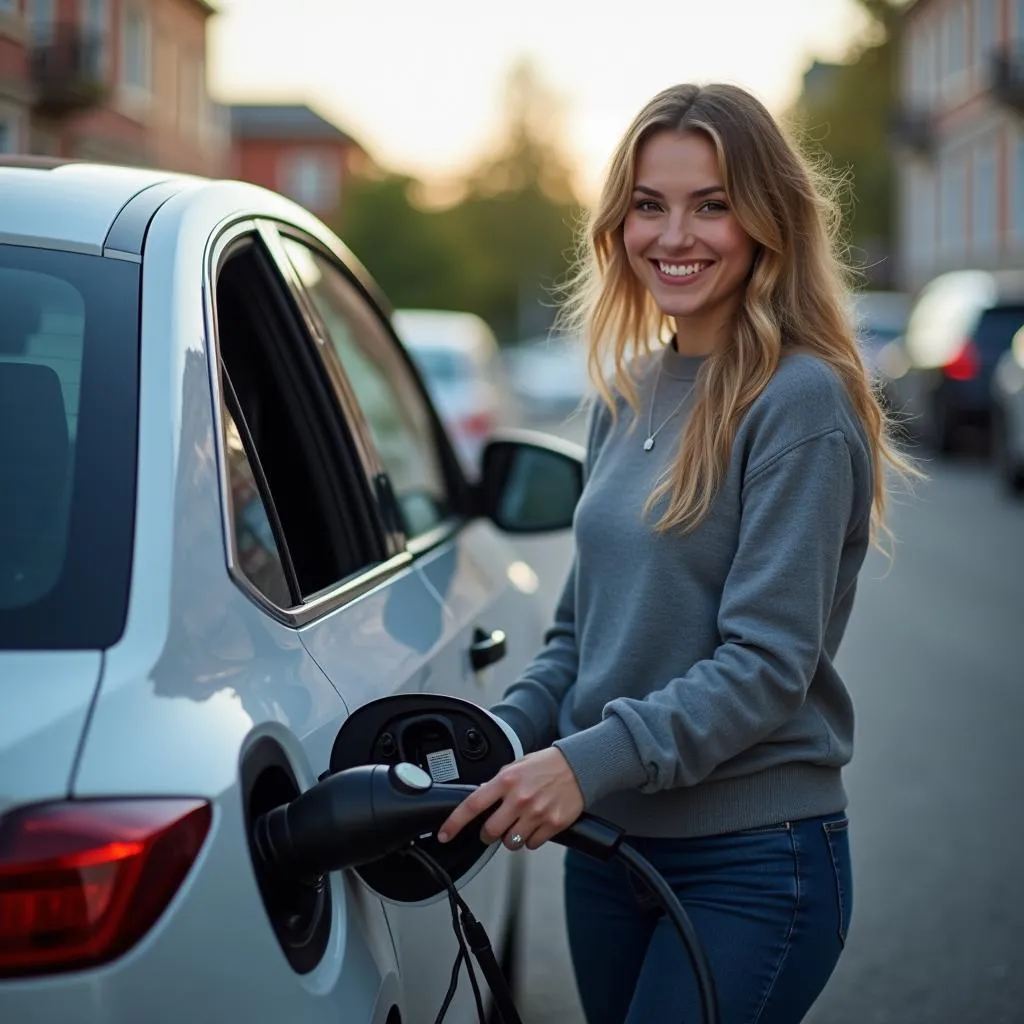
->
[476,429,584,534]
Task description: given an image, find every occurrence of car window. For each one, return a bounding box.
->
[221,401,291,609]
[213,236,382,609]
[974,305,1024,356]
[0,245,138,650]
[279,238,453,539]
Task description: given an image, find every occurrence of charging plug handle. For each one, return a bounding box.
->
[254,763,476,879]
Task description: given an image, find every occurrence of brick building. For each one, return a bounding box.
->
[895,0,1024,291]
[228,103,369,221]
[0,0,228,175]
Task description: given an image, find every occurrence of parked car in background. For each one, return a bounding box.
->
[504,331,590,424]
[880,270,1024,454]
[849,289,911,384]
[991,327,1024,495]
[392,308,516,476]
[0,159,584,1024]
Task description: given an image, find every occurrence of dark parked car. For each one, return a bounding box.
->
[881,270,1024,454]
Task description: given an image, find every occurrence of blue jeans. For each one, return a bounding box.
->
[563,814,852,1024]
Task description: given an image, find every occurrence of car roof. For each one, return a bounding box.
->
[0,159,199,255]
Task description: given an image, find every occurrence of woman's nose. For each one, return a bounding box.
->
[660,215,695,250]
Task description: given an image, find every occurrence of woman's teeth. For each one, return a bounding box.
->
[658,261,707,277]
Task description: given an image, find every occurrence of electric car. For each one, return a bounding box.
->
[0,160,584,1024]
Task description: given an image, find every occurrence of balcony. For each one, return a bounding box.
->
[888,108,934,158]
[992,47,1024,114]
[31,25,108,118]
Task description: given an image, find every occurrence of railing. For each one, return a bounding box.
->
[31,24,108,117]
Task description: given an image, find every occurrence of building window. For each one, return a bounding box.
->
[31,0,53,43]
[280,151,340,213]
[120,4,150,94]
[939,151,967,260]
[975,0,997,85]
[942,2,968,101]
[81,0,109,76]
[973,142,998,255]
[907,164,937,268]
[1014,136,1024,242]
[0,118,17,154]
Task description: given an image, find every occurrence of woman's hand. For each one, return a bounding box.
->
[437,747,584,851]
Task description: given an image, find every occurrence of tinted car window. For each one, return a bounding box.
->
[0,245,139,649]
[280,239,453,539]
[222,402,291,609]
[974,305,1024,355]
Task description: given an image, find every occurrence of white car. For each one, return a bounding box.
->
[392,309,516,476]
[0,160,583,1024]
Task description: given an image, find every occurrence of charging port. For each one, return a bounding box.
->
[242,738,331,973]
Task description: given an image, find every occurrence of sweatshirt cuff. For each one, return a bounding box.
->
[488,700,540,756]
[553,715,649,808]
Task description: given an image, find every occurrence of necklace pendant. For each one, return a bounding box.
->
[643,436,655,452]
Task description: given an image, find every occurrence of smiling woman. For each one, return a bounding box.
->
[623,132,757,351]
[436,81,920,1024]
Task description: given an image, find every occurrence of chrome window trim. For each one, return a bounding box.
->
[406,517,463,559]
[0,234,102,254]
[265,223,471,555]
[202,215,409,628]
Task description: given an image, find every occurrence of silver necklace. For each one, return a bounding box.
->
[643,363,694,452]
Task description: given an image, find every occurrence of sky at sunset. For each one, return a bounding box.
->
[209,0,871,200]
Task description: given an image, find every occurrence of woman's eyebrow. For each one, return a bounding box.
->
[632,184,726,198]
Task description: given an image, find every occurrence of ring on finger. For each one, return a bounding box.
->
[506,831,525,851]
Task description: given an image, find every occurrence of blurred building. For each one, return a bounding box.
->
[895,0,1024,291]
[0,0,229,174]
[802,60,842,107]
[228,104,369,221]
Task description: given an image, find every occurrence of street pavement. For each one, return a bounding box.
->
[508,417,1024,1024]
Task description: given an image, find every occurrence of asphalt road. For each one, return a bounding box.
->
[509,418,1024,1024]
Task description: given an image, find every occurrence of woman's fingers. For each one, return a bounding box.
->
[436,779,502,844]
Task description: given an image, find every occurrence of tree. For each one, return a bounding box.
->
[787,0,912,287]
[336,58,583,344]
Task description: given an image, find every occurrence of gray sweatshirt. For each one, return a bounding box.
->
[492,344,874,838]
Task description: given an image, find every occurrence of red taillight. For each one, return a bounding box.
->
[944,338,980,381]
[457,411,495,437]
[0,799,211,977]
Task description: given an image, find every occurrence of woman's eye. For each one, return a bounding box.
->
[699,200,728,213]
[634,199,661,212]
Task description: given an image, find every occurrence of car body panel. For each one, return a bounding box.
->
[0,165,180,254]
[0,652,100,813]
[0,167,548,1024]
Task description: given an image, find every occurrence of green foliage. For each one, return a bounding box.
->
[788,0,909,286]
[333,59,582,345]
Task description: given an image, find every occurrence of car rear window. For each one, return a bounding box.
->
[974,305,1024,355]
[0,245,139,650]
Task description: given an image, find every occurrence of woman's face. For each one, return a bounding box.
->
[623,130,757,346]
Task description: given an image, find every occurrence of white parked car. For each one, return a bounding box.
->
[0,159,583,1024]
[991,328,1024,495]
[392,309,516,476]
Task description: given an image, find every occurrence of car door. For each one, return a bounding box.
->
[206,223,435,1020]
[267,228,540,1024]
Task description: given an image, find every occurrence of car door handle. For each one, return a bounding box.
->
[470,627,507,671]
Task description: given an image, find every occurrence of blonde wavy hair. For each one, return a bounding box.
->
[558,82,917,548]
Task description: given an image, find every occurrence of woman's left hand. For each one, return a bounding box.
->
[437,747,584,851]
